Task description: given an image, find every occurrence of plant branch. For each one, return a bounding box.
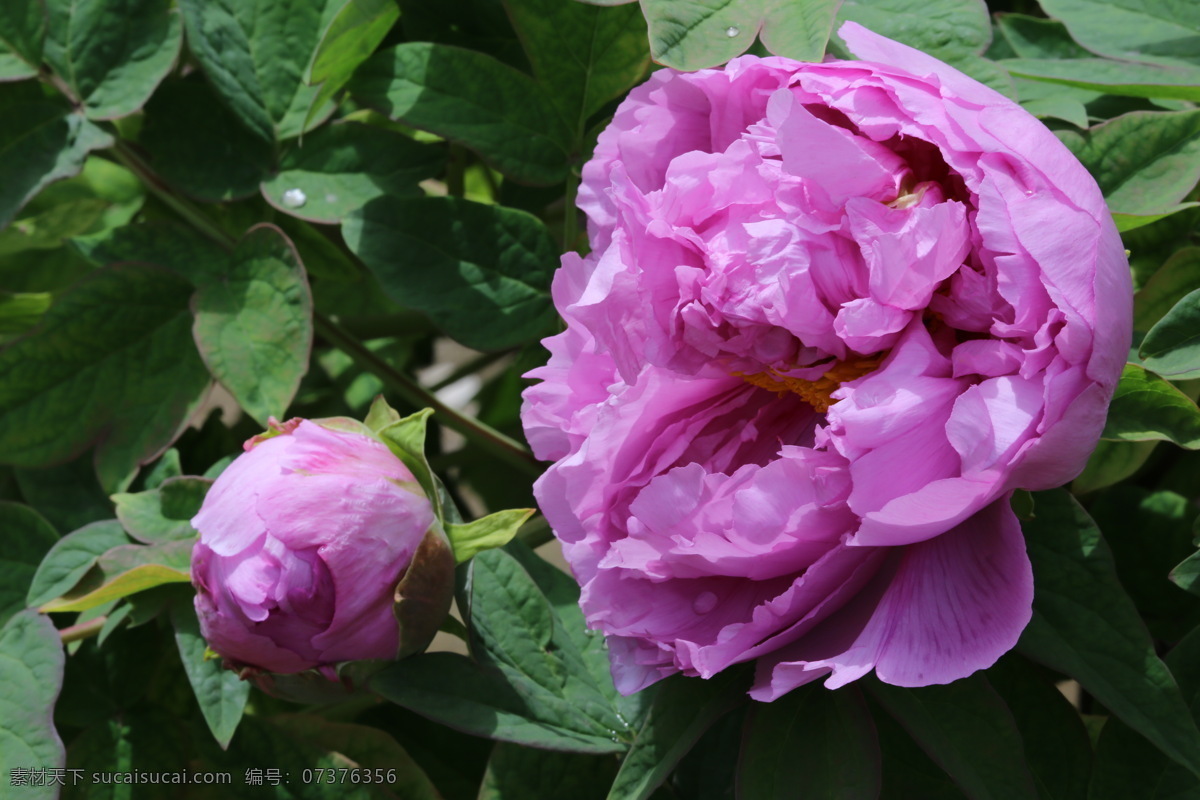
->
[313,312,541,476]
[59,616,106,645]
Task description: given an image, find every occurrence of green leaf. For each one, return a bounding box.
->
[1091,487,1200,642]
[1090,628,1200,799]
[1073,438,1158,493]
[0,502,58,625]
[269,714,441,800]
[138,76,276,202]
[1142,287,1200,381]
[470,548,634,741]
[480,742,617,800]
[261,121,444,224]
[343,195,557,351]
[170,598,249,750]
[40,538,192,612]
[0,156,144,257]
[372,651,628,754]
[26,520,130,608]
[0,291,49,337]
[1036,0,1200,71]
[71,221,228,286]
[639,0,839,71]
[446,508,535,564]
[503,0,647,135]
[0,610,65,797]
[835,0,992,63]
[1172,550,1200,597]
[0,263,212,491]
[376,408,442,521]
[363,394,400,433]
[349,42,573,184]
[866,675,1038,800]
[42,0,182,119]
[986,655,1093,800]
[1056,110,1200,218]
[14,459,113,533]
[1017,489,1200,779]
[737,684,880,800]
[0,1,46,69]
[1102,363,1200,449]
[1003,58,1200,102]
[192,225,313,426]
[996,13,1092,60]
[1020,97,1090,129]
[304,0,400,123]
[1113,204,1200,232]
[607,671,745,800]
[0,40,37,81]
[0,82,114,229]
[871,697,970,800]
[112,476,211,544]
[65,712,192,797]
[177,0,341,142]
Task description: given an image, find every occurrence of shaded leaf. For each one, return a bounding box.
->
[344,195,557,351]
[138,77,276,202]
[0,263,212,491]
[607,671,745,800]
[350,42,572,184]
[0,82,113,229]
[738,684,880,800]
[1135,247,1200,333]
[0,502,58,625]
[866,675,1038,800]
[504,0,648,134]
[1018,490,1200,779]
[480,742,617,800]
[1037,0,1200,71]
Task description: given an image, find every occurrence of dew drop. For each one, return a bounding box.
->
[281,188,308,208]
[725,26,740,38]
[693,591,718,614]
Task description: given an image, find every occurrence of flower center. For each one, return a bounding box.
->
[738,356,882,412]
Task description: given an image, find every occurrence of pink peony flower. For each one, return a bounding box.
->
[191,418,438,675]
[521,24,1132,699]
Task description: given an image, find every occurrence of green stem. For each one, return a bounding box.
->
[429,350,509,392]
[109,141,236,250]
[313,312,541,476]
[59,616,106,645]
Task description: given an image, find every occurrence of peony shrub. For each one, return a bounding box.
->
[522,23,1132,699]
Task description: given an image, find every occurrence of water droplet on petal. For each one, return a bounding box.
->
[693,591,718,614]
[725,26,740,38]
[282,188,307,208]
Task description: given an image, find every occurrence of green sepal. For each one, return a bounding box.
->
[377,407,443,522]
[446,508,535,564]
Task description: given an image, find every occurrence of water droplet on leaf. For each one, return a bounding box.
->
[282,188,307,208]
[725,26,740,38]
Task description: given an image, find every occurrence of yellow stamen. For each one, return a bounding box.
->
[738,356,882,412]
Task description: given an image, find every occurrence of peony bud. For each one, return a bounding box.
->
[190,415,451,677]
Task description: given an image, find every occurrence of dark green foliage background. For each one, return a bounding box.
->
[2,0,1200,798]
